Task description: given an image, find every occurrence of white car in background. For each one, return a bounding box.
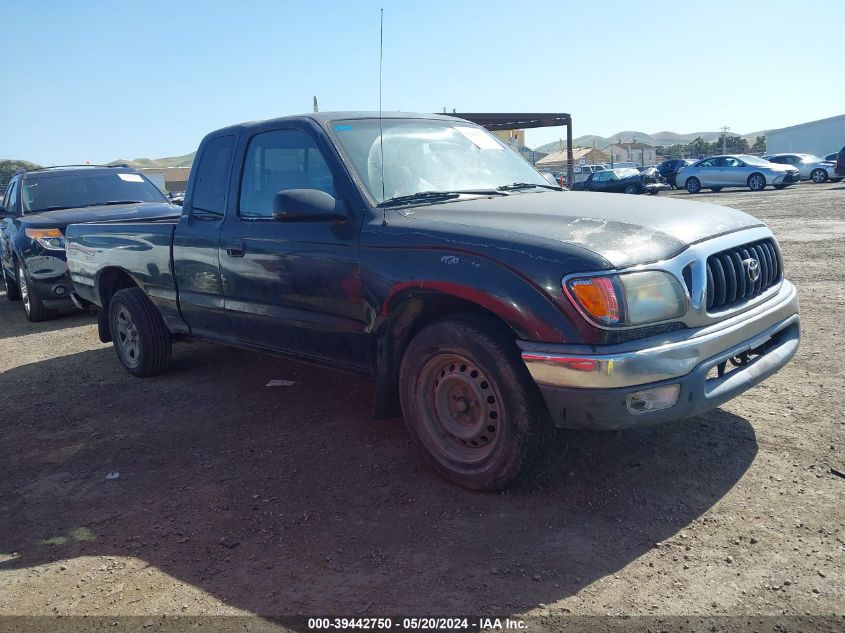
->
[762,153,841,184]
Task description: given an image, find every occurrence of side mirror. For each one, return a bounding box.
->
[541,173,558,186]
[273,189,348,223]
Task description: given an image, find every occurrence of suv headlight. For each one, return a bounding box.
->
[25,228,66,250]
[565,271,686,327]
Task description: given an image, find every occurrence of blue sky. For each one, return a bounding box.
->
[2,0,842,165]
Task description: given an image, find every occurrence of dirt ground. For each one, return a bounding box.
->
[0,182,842,628]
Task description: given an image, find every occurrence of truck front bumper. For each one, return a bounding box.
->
[519,281,800,430]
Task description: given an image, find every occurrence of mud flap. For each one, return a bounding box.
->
[97,307,112,343]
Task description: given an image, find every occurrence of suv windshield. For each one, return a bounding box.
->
[329,118,550,204]
[22,171,167,213]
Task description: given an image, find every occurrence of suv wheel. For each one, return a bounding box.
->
[399,314,551,491]
[109,287,172,376]
[17,264,57,322]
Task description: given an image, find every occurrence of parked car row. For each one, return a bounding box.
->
[0,112,802,490]
[658,147,845,194]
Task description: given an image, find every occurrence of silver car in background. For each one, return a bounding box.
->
[763,153,842,184]
[676,154,800,193]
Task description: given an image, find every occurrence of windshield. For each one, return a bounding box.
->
[738,155,771,167]
[329,118,549,203]
[22,171,167,213]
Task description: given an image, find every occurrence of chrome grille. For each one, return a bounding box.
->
[706,238,781,311]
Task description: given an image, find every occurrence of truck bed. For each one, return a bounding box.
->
[66,220,179,310]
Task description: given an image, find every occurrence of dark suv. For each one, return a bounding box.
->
[837,145,845,178]
[0,165,178,321]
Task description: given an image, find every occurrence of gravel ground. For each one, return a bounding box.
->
[0,182,842,628]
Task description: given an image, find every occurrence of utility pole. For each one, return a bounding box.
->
[313,96,319,113]
[721,126,730,154]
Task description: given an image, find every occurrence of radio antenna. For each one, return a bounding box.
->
[379,8,387,224]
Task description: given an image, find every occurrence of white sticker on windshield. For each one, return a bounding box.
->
[117,173,144,182]
[455,126,504,150]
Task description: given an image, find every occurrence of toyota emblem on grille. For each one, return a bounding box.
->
[743,258,761,283]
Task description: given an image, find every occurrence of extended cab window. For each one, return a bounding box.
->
[239,129,335,219]
[192,135,236,215]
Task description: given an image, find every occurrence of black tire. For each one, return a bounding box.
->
[830,178,842,183]
[2,267,21,301]
[748,173,766,191]
[685,177,702,194]
[398,313,551,491]
[109,287,172,377]
[810,169,828,184]
[709,187,723,192]
[773,185,786,190]
[17,263,57,322]
[624,184,640,195]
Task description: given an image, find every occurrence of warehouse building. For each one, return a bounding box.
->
[766,114,845,157]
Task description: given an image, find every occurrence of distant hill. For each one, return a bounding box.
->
[0,159,42,186]
[536,130,762,153]
[107,152,196,169]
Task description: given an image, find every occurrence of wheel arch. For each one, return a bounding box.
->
[370,282,569,420]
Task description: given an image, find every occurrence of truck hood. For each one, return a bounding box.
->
[400,190,764,268]
[21,202,181,230]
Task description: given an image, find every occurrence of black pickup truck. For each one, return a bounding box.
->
[66,112,800,490]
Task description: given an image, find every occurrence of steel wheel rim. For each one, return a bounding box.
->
[18,266,30,315]
[417,353,502,464]
[115,306,141,367]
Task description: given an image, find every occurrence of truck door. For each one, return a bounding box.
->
[173,134,237,340]
[219,126,366,369]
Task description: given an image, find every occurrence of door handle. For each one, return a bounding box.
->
[225,241,245,257]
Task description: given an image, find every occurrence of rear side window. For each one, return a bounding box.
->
[238,129,335,219]
[192,135,236,215]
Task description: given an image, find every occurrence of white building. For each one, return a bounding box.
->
[766,114,845,156]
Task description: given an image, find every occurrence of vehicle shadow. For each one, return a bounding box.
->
[0,343,758,615]
[0,288,93,340]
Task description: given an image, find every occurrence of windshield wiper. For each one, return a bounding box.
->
[497,182,561,191]
[28,205,74,213]
[379,189,510,207]
[97,200,145,206]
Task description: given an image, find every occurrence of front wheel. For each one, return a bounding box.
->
[685,177,702,194]
[748,173,766,191]
[624,184,640,195]
[399,314,551,491]
[109,287,172,376]
[18,263,57,322]
[811,169,828,184]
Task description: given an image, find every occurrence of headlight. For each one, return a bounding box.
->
[24,228,66,250]
[565,270,686,327]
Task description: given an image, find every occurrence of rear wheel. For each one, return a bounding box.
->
[685,177,702,194]
[748,173,766,191]
[109,287,172,376]
[399,314,551,491]
[811,168,828,184]
[18,263,57,322]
